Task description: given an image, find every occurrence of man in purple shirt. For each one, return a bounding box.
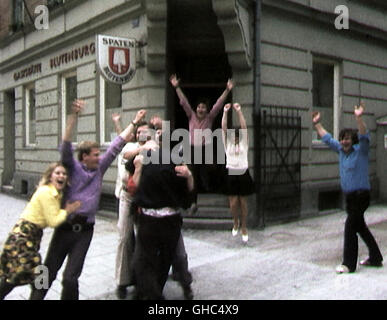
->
[30,100,145,300]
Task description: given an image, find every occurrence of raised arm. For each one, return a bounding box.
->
[119,109,147,143]
[63,99,84,142]
[233,103,247,129]
[222,104,231,146]
[170,74,193,118]
[221,104,231,132]
[312,111,341,152]
[233,103,248,143]
[112,113,123,135]
[354,102,367,135]
[312,111,328,138]
[209,79,234,119]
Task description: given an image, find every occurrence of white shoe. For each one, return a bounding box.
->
[335,265,350,274]
[242,234,248,243]
[232,227,238,237]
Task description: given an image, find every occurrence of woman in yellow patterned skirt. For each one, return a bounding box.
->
[0,162,81,299]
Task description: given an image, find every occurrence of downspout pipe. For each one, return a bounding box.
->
[253,0,264,228]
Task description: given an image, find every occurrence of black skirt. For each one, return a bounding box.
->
[224,168,254,196]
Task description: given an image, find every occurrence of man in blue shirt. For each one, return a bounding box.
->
[313,103,382,273]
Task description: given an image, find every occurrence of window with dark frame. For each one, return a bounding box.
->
[104,81,122,143]
[312,60,334,141]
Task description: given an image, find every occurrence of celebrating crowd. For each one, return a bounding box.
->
[0,75,383,300]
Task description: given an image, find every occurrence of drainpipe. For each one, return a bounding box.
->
[253,0,264,228]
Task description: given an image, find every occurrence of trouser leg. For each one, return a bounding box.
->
[343,191,382,271]
[29,228,70,300]
[0,278,16,300]
[115,191,135,287]
[133,214,181,300]
[171,233,192,287]
[61,228,93,300]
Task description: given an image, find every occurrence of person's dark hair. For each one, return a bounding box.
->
[77,141,100,161]
[339,128,359,145]
[195,97,210,112]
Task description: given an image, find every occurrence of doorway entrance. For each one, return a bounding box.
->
[167,0,232,196]
[3,90,16,186]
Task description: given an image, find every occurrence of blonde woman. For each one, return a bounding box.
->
[0,162,81,299]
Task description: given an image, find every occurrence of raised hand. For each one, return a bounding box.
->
[224,103,232,113]
[111,113,121,123]
[354,102,365,117]
[233,103,241,112]
[134,109,147,124]
[312,111,321,124]
[226,79,234,91]
[169,74,180,88]
[72,99,85,114]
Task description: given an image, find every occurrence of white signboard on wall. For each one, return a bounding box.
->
[96,35,136,84]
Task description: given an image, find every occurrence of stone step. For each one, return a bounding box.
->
[197,193,229,207]
[182,217,233,230]
[186,206,230,219]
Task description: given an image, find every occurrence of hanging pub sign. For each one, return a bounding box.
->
[96,35,136,84]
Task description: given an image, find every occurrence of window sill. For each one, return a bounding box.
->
[312,140,329,149]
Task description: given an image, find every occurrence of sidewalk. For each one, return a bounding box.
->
[1,193,387,300]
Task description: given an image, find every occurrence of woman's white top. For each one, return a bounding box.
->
[223,129,249,170]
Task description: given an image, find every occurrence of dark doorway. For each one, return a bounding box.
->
[167,0,232,194]
[3,90,16,186]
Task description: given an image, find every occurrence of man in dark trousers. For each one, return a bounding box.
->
[312,102,383,273]
[131,132,194,300]
[30,100,146,299]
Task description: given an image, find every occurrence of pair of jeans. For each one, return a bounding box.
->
[343,190,383,271]
[29,226,93,300]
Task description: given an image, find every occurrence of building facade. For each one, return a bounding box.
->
[0,0,387,228]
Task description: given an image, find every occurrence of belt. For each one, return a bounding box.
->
[59,222,94,233]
